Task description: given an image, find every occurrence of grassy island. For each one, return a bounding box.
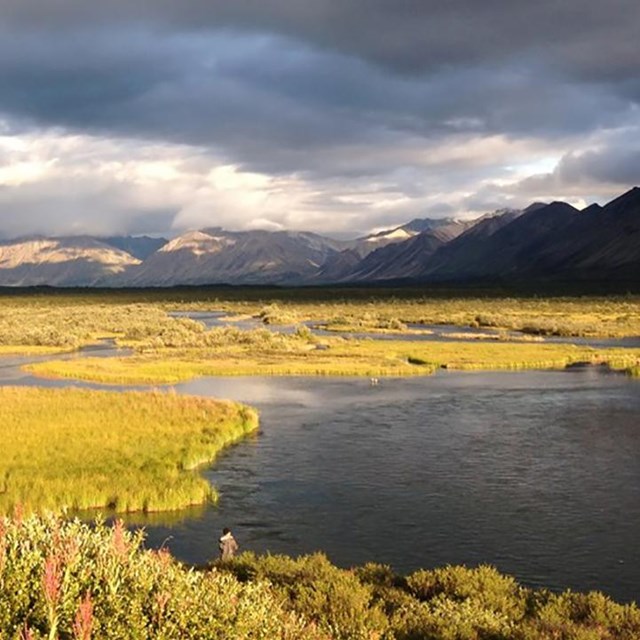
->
[1,515,638,639]
[22,336,640,384]
[0,387,258,515]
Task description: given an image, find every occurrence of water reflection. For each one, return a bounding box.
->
[128,370,640,603]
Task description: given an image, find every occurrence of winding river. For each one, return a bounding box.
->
[2,326,639,603]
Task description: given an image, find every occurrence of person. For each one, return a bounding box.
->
[218,527,239,561]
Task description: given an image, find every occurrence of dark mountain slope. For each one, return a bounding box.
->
[102,236,168,260]
[421,202,579,280]
[420,208,525,279]
[345,230,448,282]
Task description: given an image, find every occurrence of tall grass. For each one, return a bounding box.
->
[1,292,640,356]
[0,387,258,515]
[2,290,639,381]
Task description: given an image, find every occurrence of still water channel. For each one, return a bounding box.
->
[157,370,638,602]
[2,347,639,602]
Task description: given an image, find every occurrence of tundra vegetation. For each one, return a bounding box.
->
[1,289,639,637]
[0,290,638,382]
[1,515,639,640]
[0,387,258,515]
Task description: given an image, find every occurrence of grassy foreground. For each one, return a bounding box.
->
[0,387,258,515]
[1,515,639,640]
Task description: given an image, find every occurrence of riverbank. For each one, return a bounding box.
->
[0,387,258,515]
[1,514,638,640]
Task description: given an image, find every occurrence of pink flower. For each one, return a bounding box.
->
[20,624,35,640]
[73,592,94,640]
[43,554,62,606]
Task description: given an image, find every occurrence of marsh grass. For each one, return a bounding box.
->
[1,291,639,351]
[25,339,640,384]
[171,293,640,339]
[1,290,639,382]
[0,387,258,515]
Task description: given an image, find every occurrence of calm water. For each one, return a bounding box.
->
[3,349,639,602]
[133,370,640,603]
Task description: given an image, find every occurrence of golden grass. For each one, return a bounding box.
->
[1,292,640,352]
[0,387,258,515]
[169,294,640,338]
[24,339,640,384]
[1,290,639,382]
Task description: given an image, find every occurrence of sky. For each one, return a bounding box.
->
[0,1,639,239]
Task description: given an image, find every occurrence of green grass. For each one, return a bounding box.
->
[0,387,258,515]
[1,514,639,640]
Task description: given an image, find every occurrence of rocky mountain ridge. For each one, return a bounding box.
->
[0,187,638,286]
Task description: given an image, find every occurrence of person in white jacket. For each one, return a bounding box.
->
[218,527,239,561]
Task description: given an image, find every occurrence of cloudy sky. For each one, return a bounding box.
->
[0,1,639,239]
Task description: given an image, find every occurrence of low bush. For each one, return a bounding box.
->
[1,516,639,639]
[223,552,389,640]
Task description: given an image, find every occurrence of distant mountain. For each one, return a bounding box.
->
[348,227,416,257]
[410,208,526,280]
[533,187,640,280]
[318,217,476,281]
[0,236,139,286]
[400,217,475,237]
[102,236,167,260]
[0,188,638,287]
[336,229,450,282]
[423,201,580,280]
[120,228,345,286]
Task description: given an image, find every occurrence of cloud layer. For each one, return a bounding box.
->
[0,1,638,238]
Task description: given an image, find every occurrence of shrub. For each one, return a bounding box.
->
[223,552,389,640]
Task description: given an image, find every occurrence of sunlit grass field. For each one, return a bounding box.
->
[1,289,639,348]
[0,387,258,515]
[24,338,640,384]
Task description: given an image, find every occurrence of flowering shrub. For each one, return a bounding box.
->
[0,515,324,639]
[1,515,639,639]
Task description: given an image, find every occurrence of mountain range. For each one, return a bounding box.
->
[0,187,638,287]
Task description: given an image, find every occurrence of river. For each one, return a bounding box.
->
[2,343,639,603]
[151,371,639,602]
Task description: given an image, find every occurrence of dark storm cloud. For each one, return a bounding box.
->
[0,1,638,236]
[510,142,640,198]
[2,1,639,78]
[0,24,633,181]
